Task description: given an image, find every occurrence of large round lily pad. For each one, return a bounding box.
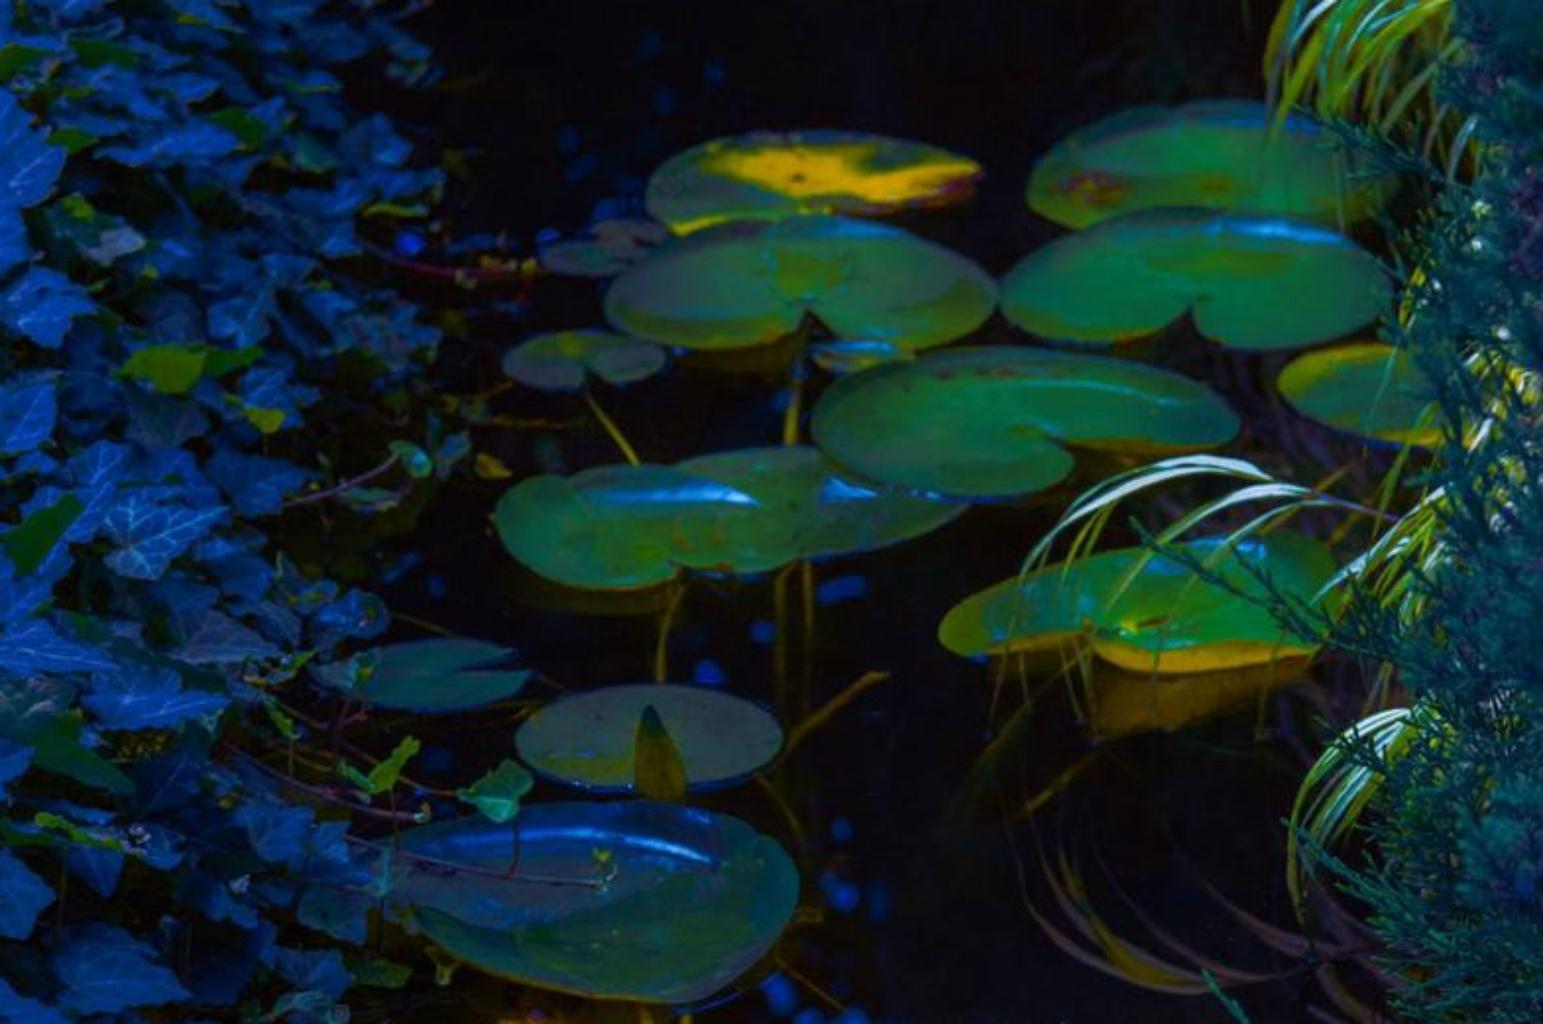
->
[388,802,798,1003]
[1278,341,1437,446]
[494,447,961,590]
[604,215,996,352]
[502,330,667,393]
[937,533,1336,672]
[1028,100,1392,229]
[359,639,530,713]
[810,346,1239,500]
[1000,209,1390,350]
[647,130,981,234]
[516,684,783,792]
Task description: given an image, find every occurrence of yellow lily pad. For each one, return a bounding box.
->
[1277,341,1438,446]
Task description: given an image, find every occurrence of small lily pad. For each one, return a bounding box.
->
[1001,209,1390,350]
[938,533,1336,672]
[1028,100,1392,228]
[516,684,783,793]
[647,130,981,234]
[809,338,912,375]
[493,448,961,590]
[811,346,1238,500]
[360,639,530,713]
[387,802,799,1003]
[538,219,668,278]
[1277,341,1437,446]
[604,215,996,352]
[501,330,668,393]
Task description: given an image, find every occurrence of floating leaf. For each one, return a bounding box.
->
[501,329,667,393]
[387,802,799,1003]
[359,638,530,713]
[937,533,1336,672]
[809,338,912,375]
[633,705,687,802]
[1278,341,1438,446]
[537,218,667,277]
[516,684,783,793]
[494,448,960,590]
[605,215,996,352]
[457,759,534,824]
[811,346,1238,500]
[1000,210,1390,350]
[1027,100,1392,228]
[646,130,982,233]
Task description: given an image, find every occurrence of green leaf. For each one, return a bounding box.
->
[368,736,420,793]
[2,494,83,575]
[456,759,534,823]
[344,956,412,990]
[29,719,134,795]
[121,344,260,395]
[388,441,433,479]
[633,705,687,802]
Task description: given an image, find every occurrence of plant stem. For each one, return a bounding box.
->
[286,453,400,508]
[584,386,641,465]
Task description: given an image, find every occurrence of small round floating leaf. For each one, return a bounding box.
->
[1001,210,1391,350]
[1278,342,1438,446]
[604,216,996,352]
[538,219,668,278]
[1028,100,1393,229]
[360,639,530,713]
[647,130,982,234]
[938,534,1336,672]
[516,684,783,793]
[388,803,799,1003]
[501,330,667,393]
[811,346,1238,500]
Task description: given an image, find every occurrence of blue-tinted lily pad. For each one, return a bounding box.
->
[358,639,531,713]
[502,330,668,393]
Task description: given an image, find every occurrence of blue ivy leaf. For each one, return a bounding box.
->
[98,120,242,168]
[296,886,371,944]
[82,663,229,730]
[0,266,95,349]
[0,618,115,675]
[205,451,309,516]
[0,207,29,276]
[272,946,352,1001]
[235,801,313,868]
[208,285,275,348]
[66,844,125,899]
[0,738,34,800]
[174,610,281,664]
[54,923,191,1015]
[0,375,58,457]
[0,848,54,940]
[0,92,66,209]
[102,496,226,580]
[0,978,68,1024]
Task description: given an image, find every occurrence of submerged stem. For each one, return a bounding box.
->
[584,386,641,465]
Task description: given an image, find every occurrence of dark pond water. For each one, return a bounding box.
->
[341,2,1379,1021]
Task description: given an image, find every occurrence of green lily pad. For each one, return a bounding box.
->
[494,448,961,589]
[809,338,912,375]
[1028,100,1392,229]
[501,330,668,393]
[937,533,1336,672]
[360,639,531,713]
[387,802,798,1003]
[1000,209,1390,350]
[647,130,982,234]
[537,219,668,278]
[604,215,997,352]
[810,346,1239,500]
[516,684,783,793]
[1278,341,1438,446]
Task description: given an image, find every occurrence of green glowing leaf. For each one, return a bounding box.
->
[1278,341,1438,446]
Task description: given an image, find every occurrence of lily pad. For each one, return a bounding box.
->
[1028,100,1392,229]
[493,448,961,590]
[388,802,798,1003]
[810,346,1239,500]
[647,130,981,234]
[1000,209,1390,350]
[501,330,668,393]
[604,215,996,352]
[360,639,530,713]
[1277,341,1437,446]
[809,338,912,375]
[937,533,1336,672]
[515,684,783,793]
[538,219,668,278]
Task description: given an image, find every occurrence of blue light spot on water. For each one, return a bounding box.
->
[427,574,447,600]
[636,27,663,61]
[833,1012,872,1024]
[750,619,776,645]
[792,1011,824,1024]
[830,816,855,843]
[703,58,726,86]
[867,882,891,923]
[762,973,799,1017]
[651,86,676,116]
[416,745,453,774]
[392,230,426,258]
[693,659,727,686]
[535,228,562,246]
[816,575,868,606]
[556,124,579,156]
[830,882,860,913]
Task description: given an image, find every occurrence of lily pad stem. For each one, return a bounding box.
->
[584,386,641,465]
